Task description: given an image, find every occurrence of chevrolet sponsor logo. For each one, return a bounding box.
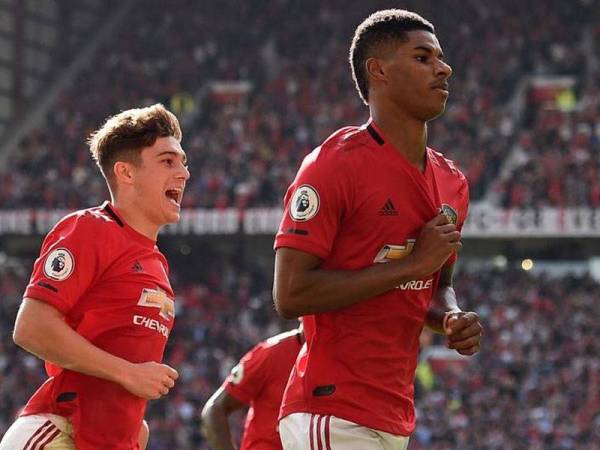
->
[137,288,175,320]
[374,240,415,263]
[133,315,170,338]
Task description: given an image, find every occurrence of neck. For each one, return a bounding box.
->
[370,99,428,171]
[111,194,160,241]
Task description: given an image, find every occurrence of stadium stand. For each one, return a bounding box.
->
[0,1,599,449]
[0,0,597,209]
[1,256,599,449]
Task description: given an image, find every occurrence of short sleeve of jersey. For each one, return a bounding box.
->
[274,147,353,259]
[24,215,104,314]
[223,343,270,405]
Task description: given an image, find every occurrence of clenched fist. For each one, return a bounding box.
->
[444,311,482,356]
[120,361,179,400]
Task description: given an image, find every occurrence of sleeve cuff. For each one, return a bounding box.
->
[274,236,330,260]
[23,285,70,315]
[223,382,252,405]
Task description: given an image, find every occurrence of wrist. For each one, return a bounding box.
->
[110,359,135,386]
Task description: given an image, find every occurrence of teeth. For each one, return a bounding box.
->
[165,187,183,206]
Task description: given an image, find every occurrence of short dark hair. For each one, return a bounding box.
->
[88,103,182,186]
[349,9,435,105]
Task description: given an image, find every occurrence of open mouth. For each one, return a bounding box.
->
[165,188,182,207]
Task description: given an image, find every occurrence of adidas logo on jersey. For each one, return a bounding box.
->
[379,199,398,216]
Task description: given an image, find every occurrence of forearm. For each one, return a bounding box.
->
[201,407,236,450]
[138,420,150,450]
[425,285,461,334]
[276,256,425,318]
[14,299,133,385]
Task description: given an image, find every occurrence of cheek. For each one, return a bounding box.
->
[391,70,424,96]
[136,178,162,199]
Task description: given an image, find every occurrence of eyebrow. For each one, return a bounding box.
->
[156,150,187,165]
[413,46,444,59]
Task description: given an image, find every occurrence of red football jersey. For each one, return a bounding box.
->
[274,120,469,436]
[223,329,303,450]
[22,202,175,450]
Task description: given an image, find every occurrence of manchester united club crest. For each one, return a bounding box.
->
[289,184,320,222]
[43,248,75,281]
[440,204,458,225]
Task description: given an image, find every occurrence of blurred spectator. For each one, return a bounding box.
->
[1,254,598,449]
[0,0,597,209]
[1,3,599,449]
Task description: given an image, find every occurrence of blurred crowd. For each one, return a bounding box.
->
[412,268,600,450]
[1,254,598,449]
[0,0,598,209]
[493,78,600,208]
[1,3,599,449]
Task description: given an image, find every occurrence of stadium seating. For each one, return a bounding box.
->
[1,2,599,449]
[0,0,597,209]
[1,257,598,448]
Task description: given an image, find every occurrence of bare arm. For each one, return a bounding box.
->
[273,213,462,319]
[13,298,178,400]
[424,265,483,356]
[138,420,150,450]
[425,263,461,334]
[201,386,246,450]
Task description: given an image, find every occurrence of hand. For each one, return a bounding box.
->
[407,214,462,278]
[120,361,179,400]
[444,311,482,356]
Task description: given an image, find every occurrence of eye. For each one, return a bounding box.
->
[162,159,174,166]
[415,55,428,63]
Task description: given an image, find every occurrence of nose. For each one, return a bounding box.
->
[178,163,190,181]
[436,59,452,79]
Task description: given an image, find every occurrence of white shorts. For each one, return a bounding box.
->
[279,413,409,450]
[0,414,76,450]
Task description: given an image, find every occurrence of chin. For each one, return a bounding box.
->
[158,210,181,226]
[422,104,447,121]
[167,212,181,224]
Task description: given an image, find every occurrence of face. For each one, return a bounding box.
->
[372,30,452,121]
[130,136,190,227]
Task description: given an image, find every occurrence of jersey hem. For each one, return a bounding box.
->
[279,402,414,436]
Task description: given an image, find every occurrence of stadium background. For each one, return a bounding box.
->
[0,0,599,448]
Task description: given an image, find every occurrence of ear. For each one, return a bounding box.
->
[365,57,387,83]
[113,161,136,186]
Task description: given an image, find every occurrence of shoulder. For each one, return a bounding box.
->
[263,329,303,352]
[46,204,124,250]
[428,148,468,188]
[239,329,301,372]
[322,125,376,152]
[301,125,377,169]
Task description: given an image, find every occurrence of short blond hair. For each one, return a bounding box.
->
[88,103,182,184]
